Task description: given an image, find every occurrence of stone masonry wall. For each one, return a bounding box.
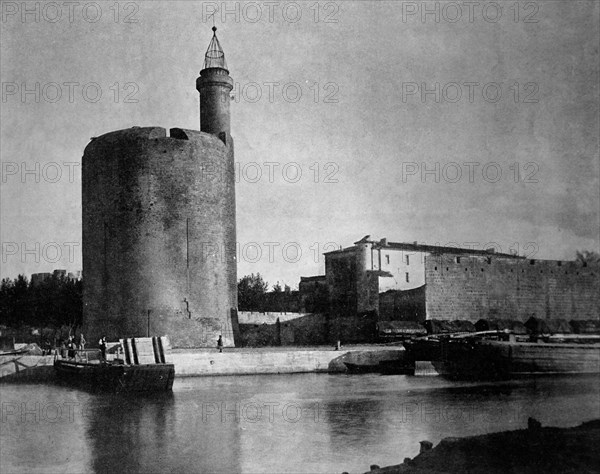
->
[238,312,315,324]
[237,312,327,346]
[82,127,237,348]
[424,254,599,322]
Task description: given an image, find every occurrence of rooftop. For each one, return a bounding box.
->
[324,237,523,259]
[300,275,326,282]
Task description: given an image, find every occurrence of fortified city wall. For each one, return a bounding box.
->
[424,254,599,321]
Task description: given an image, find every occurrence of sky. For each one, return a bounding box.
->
[1,0,599,289]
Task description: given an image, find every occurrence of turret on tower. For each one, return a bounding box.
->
[196,27,233,140]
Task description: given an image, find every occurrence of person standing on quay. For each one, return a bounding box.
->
[77,333,86,361]
[79,333,86,351]
[217,335,223,353]
[99,336,107,361]
[67,336,76,360]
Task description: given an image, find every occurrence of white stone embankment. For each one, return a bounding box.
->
[167,347,404,377]
[170,346,405,377]
[171,350,336,376]
[0,346,406,381]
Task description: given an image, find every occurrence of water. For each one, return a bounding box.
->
[1,373,598,473]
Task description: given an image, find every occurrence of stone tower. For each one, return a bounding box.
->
[82,28,238,348]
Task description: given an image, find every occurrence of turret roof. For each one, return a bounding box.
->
[203,26,228,70]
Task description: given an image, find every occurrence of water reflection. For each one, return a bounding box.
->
[86,392,242,473]
[1,374,598,473]
[0,384,93,474]
[88,394,171,473]
[319,374,600,471]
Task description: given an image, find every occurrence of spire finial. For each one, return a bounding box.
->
[203,25,227,70]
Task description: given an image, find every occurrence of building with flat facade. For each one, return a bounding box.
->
[324,237,599,343]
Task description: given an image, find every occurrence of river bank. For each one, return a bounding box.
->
[363,419,600,474]
[0,344,405,381]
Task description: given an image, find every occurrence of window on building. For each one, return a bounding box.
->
[456,257,461,263]
[385,255,390,265]
[405,272,410,282]
[405,255,410,265]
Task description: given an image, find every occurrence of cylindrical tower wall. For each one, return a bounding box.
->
[82,127,237,347]
[196,68,233,137]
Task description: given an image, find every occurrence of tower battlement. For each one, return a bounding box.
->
[86,127,232,148]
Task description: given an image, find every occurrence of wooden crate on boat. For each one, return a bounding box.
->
[119,336,170,365]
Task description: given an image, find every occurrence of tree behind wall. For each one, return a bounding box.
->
[575,250,600,265]
[0,274,82,330]
[237,273,269,311]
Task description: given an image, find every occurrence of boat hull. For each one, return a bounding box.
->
[344,359,414,375]
[54,360,175,392]
[404,339,442,363]
[344,362,379,374]
[436,340,600,380]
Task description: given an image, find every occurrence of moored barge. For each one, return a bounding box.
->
[404,317,600,380]
[54,358,175,392]
[54,336,175,392]
[435,337,600,380]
